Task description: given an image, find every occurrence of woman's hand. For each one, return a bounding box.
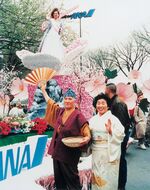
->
[41,21,48,32]
[105,119,112,135]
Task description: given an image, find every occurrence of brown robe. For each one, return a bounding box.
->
[45,99,90,165]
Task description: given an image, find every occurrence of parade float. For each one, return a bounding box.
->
[1,0,150,190]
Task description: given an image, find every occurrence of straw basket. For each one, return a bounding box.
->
[62,136,84,148]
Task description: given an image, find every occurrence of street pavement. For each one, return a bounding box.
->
[126,143,150,190]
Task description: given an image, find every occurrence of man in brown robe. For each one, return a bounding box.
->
[41,84,91,190]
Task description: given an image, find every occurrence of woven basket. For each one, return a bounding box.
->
[62,136,84,148]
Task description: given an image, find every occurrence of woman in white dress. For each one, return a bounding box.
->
[16,8,64,71]
[89,93,125,190]
[39,8,64,61]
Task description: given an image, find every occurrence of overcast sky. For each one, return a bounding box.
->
[59,0,150,49]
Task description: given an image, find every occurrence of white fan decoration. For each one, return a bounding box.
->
[16,50,61,71]
[22,53,61,71]
[25,67,56,86]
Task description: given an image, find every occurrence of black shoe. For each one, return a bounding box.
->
[145,142,150,147]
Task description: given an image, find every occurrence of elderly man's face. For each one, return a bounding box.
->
[105,87,110,97]
[64,97,75,110]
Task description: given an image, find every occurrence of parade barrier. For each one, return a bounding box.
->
[0,135,48,181]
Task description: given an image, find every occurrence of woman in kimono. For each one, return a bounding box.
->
[89,93,125,190]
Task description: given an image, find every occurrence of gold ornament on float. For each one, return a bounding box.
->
[25,67,56,86]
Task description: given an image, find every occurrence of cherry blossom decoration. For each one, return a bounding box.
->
[0,93,10,116]
[128,70,142,87]
[27,84,37,110]
[84,71,106,98]
[116,83,137,109]
[141,79,150,102]
[10,78,28,101]
[54,75,94,120]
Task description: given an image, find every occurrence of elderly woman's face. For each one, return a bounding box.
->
[53,11,59,19]
[96,99,109,115]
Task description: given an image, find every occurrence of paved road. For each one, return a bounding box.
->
[126,143,150,190]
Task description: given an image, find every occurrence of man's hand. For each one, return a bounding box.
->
[39,81,50,103]
[80,136,90,147]
[39,81,46,92]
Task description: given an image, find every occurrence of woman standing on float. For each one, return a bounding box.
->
[39,8,64,61]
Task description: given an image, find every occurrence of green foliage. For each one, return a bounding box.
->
[0,0,46,75]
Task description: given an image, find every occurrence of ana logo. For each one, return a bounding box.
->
[62,9,95,19]
[0,135,48,181]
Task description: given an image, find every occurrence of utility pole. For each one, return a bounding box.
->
[62,9,95,69]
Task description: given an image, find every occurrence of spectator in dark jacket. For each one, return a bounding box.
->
[146,108,150,144]
[105,83,131,190]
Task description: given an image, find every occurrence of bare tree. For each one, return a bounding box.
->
[87,49,116,71]
[61,56,100,109]
[134,27,150,55]
[110,36,149,77]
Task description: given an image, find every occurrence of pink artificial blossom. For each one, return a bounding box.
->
[117,83,137,109]
[10,78,28,101]
[128,70,142,86]
[84,71,106,97]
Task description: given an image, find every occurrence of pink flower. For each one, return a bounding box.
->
[84,71,106,97]
[54,75,94,120]
[117,83,137,109]
[128,70,142,86]
[10,78,28,101]
[0,93,10,116]
[27,84,37,110]
[141,79,150,102]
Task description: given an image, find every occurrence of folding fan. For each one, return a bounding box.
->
[25,67,56,86]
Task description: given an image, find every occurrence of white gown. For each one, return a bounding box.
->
[16,19,64,71]
[39,18,64,61]
[16,18,87,72]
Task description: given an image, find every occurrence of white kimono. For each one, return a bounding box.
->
[89,110,125,190]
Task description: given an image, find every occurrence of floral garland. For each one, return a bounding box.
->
[31,118,48,135]
[0,117,48,136]
[0,121,11,135]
